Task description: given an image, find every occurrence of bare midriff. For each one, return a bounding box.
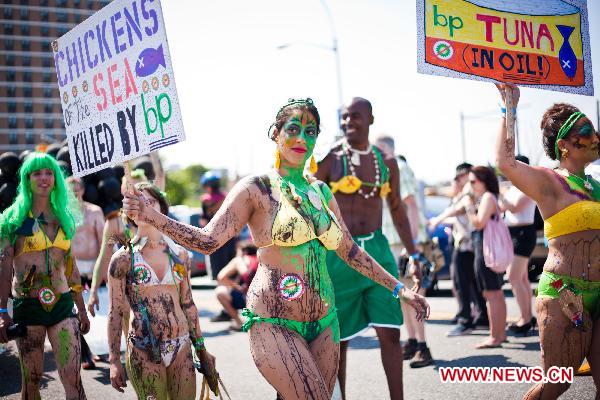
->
[127,284,189,340]
[544,229,600,281]
[248,242,335,323]
[12,245,70,298]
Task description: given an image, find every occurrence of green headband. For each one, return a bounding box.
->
[555,111,585,159]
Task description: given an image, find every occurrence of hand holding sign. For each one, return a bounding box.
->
[122,183,147,224]
[495,83,520,139]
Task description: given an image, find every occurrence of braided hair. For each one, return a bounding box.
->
[268,98,321,141]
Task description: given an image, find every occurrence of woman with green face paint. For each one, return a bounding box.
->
[0,152,88,400]
[122,98,429,400]
[495,84,600,399]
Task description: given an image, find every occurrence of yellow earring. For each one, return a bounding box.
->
[562,149,569,159]
[309,155,318,174]
[274,148,281,169]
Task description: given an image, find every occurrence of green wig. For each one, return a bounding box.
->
[0,152,82,244]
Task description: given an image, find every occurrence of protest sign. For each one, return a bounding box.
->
[416,0,594,95]
[52,0,184,177]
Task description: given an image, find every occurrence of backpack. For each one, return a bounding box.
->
[483,197,514,273]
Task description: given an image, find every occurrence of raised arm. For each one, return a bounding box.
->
[495,83,556,203]
[321,183,429,319]
[0,239,14,343]
[107,250,129,392]
[123,177,255,255]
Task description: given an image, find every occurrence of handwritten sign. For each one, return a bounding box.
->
[52,0,184,177]
[416,0,594,95]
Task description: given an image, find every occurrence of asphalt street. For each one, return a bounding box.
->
[0,286,595,400]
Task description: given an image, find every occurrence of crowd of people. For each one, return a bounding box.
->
[0,82,598,400]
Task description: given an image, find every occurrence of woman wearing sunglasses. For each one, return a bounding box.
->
[496,83,599,399]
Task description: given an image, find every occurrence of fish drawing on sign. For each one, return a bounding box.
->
[135,45,166,78]
[557,25,577,79]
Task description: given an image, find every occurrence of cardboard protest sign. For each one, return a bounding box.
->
[52,0,184,177]
[416,0,594,95]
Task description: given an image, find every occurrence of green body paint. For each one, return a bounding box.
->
[57,327,70,368]
[20,355,30,385]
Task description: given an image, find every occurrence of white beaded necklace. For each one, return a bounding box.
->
[343,143,380,199]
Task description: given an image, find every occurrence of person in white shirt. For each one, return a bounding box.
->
[499,155,537,335]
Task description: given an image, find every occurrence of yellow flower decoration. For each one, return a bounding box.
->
[380,181,391,198]
[330,176,362,194]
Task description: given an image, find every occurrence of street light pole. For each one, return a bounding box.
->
[320,0,344,119]
[459,111,466,161]
[275,1,344,139]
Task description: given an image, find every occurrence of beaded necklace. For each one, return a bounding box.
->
[342,142,386,199]
[556,168,600,200]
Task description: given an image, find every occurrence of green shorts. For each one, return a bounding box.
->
[326,229,403,341]
[13,292,76,327]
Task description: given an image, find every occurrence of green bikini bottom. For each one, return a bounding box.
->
[537,271,600,320]
[241,308,340,343]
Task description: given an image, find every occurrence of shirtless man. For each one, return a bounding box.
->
[68,177,104,290]
[316,97,420,400]
[68,176,105,369]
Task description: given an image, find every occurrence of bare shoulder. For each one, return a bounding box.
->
[108,248,131,279]
[242,173,278,199]
[84,201,103,214]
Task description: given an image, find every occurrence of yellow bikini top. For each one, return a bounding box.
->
[17,214,71,256]
[544,201,600,240]
[262,176,343,250]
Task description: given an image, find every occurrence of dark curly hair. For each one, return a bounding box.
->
[471,166,499,197]
[268,98,321,141]
[540,103,581,160]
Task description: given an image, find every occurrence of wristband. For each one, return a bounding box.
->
[392,282,405,298]
[409,252,420,262]
[500,106,517,116]
[192,336,206,350]
[0,308,8,314]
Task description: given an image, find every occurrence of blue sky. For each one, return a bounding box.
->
[160,0,600,183]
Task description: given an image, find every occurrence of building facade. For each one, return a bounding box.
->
[1,0,109,154]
